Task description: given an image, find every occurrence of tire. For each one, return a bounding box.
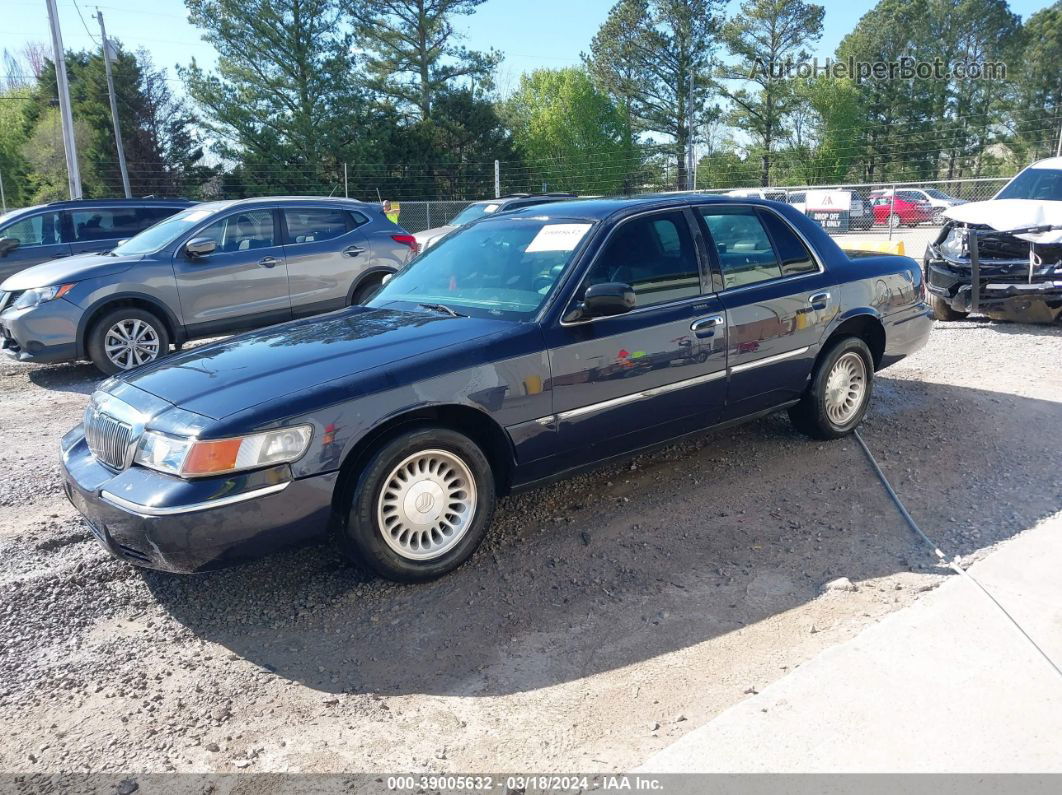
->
[86,307,171,376]
[351,275,386,305]
[927,291,968,321]
[788,337,874,440]
[336,427,496,582]
[887,213,901,230]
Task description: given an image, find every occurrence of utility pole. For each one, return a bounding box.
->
[343,162,348,198]
[687,71,696,191]
[494,160,500,198]
[45,0,82,199]
[0,168,6,213]
[97,10,131,198]
[1056,117,1061,158]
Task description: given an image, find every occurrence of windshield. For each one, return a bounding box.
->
[924,188,950,199]
[995,168,1062,202]
[110,207,217,255]
[370,217,593,320]
[449,202,501,226]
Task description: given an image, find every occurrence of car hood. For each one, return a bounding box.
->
[0,251,144,291]
[120,306,510,420]
[944,199,1062,244]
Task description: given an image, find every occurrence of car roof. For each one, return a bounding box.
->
[1029,156,1062,170]
[500,193,786,222]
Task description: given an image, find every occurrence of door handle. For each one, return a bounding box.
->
[691,314,724,338]
[343,246,365,257]
[809,291,831,306]
[258,256,279,268]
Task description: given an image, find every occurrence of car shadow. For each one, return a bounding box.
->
[26,362,102,395]
[143,376,1062,697]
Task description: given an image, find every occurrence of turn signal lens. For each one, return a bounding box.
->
[134,425,313,477]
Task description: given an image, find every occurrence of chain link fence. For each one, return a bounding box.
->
[392,177,1009,257]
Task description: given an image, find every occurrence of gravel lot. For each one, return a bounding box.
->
[1,317,1060,774]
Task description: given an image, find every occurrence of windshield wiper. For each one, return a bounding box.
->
[418,302,467,318]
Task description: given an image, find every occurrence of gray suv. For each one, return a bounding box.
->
[0,197,417,374]
[0,198,193,282]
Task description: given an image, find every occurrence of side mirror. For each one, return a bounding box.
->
[184,237,216,258]
[0,237,20,257]
[569,282,635,321]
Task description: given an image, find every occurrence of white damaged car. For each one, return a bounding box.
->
[923,157,1062,322]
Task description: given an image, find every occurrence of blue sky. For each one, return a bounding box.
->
[3,0,1053,94]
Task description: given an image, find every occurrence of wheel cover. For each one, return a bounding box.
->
[376,448,477,561]
[824,351,867,426]
[104,318,160,370]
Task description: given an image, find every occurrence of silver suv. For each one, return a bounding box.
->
[0,197,417,374]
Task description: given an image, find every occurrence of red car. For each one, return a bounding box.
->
[870,190,935,228]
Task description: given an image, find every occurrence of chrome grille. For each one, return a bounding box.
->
[85,410,133,470]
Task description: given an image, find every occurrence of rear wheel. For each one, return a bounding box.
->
[789,337,874,440]
[87,307,170,376]
[336,427,496,582]
[887,213,901,230]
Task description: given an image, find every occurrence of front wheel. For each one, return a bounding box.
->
[336,427,496,582]
[87,307,170,375]
[789,337,874,440]
[927,291,968,321]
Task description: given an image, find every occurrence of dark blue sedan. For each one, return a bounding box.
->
[60,195,933,581]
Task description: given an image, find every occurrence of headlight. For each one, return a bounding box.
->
[938,227,966,259]
[12,283,75,310]
[133,425,313,477]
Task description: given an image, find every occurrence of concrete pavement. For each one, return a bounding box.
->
[639,512,1062,773]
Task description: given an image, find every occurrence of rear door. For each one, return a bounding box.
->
[544,208,728,466]
[282,206,370,316]
[171,207,291,335]
[0,210,69,282]
[696,205,836,418]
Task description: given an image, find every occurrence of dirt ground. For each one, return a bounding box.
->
[0,317,1059,774]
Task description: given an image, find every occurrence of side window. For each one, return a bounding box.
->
[1,212,61,247]
[198,210,276,253]
[70,209,136,242]
[759,211,817,276]
[349,211,369,229]
[137,207,181,228]
[284,208,351,243]
[583,211,701,308]
[700,207,782,289]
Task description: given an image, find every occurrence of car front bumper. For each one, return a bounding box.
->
[924,249,1062,319]
[60,425,338,572]
[0,298,81,364]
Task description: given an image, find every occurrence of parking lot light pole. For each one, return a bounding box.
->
[97,10,131,199]
[45,0,82,199]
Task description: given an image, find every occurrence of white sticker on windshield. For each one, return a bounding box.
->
[525,223,592,253]
[183,210,212,222]
[483,204,500,214]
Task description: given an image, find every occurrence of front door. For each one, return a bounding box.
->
[172,208,291,335]
[696,205,837,418]
[0,211,69,283]
[282,206,370,316]
[544,208,728,466]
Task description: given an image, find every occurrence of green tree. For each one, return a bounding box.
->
[181,0,363,193]
[836,0,936,182]
[787,75,865,184]
[505,68,634,195]
[0,87,33,207]
[587,0,725,191]
[719,0,824,186]
[346,0,500,120]
[1011,1,1062,161]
